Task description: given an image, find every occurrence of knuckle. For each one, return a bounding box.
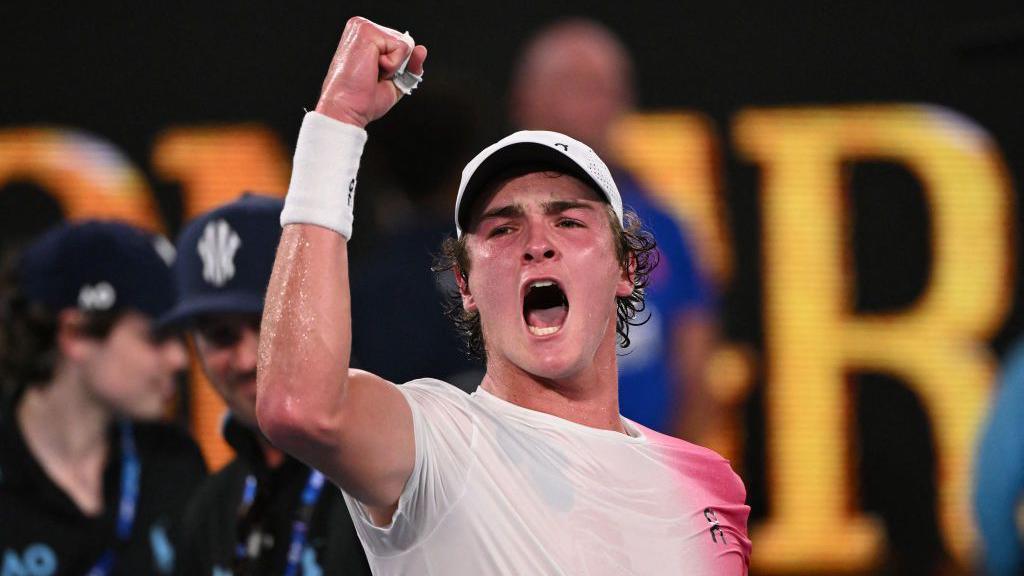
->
[345,16,369,36]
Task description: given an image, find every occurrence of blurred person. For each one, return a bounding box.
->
[510,18,717,441]
[349,85,484,391]
[160,194,370,575]
[974,337,1024,575]
[257,17,749,575]
[0,220,206,575]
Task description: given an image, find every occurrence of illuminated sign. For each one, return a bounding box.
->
[0,104,1015,571]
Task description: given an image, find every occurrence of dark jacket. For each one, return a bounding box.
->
[0,400,207,575]
[175,417,371,576]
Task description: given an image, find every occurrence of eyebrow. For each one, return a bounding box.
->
[479,204,525,221]
[542,200,595,215]
[479,200,595,222]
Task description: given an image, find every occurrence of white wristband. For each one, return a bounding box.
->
[280,111,368,239]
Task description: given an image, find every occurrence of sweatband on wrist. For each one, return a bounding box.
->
[280,111,368,239]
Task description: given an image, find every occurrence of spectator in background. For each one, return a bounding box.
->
[510,18,717,440]
[0,220,206,575]
[974,338,1024,575]
[350,85,484,391]
[160,194,370,576]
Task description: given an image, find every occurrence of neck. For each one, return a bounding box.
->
[18,372,112,464]
[480,331,624,433]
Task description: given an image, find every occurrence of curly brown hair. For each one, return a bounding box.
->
[433,206,658,360]
[0,257,122,396]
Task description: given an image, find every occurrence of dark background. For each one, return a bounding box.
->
[3,1,1023,573]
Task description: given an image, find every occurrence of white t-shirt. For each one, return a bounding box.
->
[342,378,751,575]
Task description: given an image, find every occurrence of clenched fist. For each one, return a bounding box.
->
[316,17,428,128]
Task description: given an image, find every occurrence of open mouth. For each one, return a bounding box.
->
[523,280,569,336]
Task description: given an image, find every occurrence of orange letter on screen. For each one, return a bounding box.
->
[152,125,288,218]
[0,128,161,230]
[735,105,1012,571]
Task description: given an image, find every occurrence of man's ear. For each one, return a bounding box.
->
[454,265,477,312]
[615,253,637,298]
[56,309,92,361]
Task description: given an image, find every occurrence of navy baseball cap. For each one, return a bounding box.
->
[19,220,178,318]
[160,193,283,328]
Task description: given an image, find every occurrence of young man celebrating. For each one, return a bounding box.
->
[160,194,370,575]
[257,17,750,575]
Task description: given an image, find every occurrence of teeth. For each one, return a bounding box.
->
[528,325,560,336]
[530,280,555,288]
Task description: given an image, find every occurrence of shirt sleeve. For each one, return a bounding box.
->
[343,378,476,556]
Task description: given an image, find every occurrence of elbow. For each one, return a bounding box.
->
[254,381,292,448]
[255,373,345,457]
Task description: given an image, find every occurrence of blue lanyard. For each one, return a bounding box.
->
[234,469,326,575]
[233,474,259,560]
[282,470,325,576]
[86,420,140,576]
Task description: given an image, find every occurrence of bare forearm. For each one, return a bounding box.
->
[254,16,425,505]
[257,224,351,454]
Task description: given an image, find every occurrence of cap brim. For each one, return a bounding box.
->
[157,291,265,331]
[457,142,604,234]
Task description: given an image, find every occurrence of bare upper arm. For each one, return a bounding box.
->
[318,369,416,515]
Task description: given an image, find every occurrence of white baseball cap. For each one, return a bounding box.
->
[454,130,623,237]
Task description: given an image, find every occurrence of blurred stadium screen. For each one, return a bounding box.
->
[3,3,1022,573]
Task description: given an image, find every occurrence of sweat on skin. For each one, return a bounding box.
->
[255,16,749,575]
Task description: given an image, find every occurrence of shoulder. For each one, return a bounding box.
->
[194,458,247,497]
[133,422,206,471]
[176,459,249,567]
[637,423,727,463]
[638,423,747,503]
[133,421,199,453]
[397,378,478,442]
[396,379,478,470]
[0,406,25,479]
[997,338,1024,394]
[398,378,473,412]
[132,422,208,506]
[182,458,247,521]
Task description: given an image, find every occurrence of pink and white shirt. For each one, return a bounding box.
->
[343,378,751,575]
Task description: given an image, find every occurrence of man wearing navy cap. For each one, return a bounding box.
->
[0,220,207,575]
[163,194,370,576]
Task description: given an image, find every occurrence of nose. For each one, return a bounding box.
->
[230,325,260,372]
[163,338,189,372]
[522,225,557,263]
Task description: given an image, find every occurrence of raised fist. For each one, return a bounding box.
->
[316,17,428,128]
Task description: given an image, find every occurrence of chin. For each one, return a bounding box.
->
[122,403,166,422]
[514,345,587,381]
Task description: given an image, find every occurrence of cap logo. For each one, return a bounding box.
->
[198,219,242,287]
[78,282,116,310]
[152,236,177,267]
[554,143,569,152]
